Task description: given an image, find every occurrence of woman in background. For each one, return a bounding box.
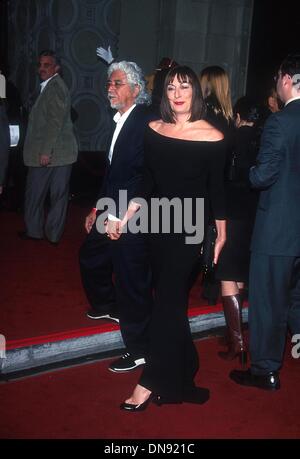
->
[215,96,261,365]
[199,66,235,306]
[200,65,234,135]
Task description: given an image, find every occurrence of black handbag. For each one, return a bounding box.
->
[200,223,217,274]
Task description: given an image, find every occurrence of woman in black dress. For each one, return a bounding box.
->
[107,66,226,411]
[215,96,261,364]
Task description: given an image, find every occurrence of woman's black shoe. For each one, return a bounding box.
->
[120,393,155,412]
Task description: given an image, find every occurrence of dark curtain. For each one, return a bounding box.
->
[247,0,300,102]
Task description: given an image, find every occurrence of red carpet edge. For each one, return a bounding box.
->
[1,306,248,377]
[6,303,226,350]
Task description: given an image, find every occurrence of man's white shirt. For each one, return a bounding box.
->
[40,73,58,93]
[108,104,136,163]
[108,104,137,221]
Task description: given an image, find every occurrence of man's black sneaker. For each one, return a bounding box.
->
[109,353,146,372]
[86,311,119,323]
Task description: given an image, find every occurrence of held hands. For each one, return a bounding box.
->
[96,45,114,64]
[105,201,141,241]
[105,218,123,240]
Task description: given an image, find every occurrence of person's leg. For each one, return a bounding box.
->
[249,253,293,375]
[111,234,152,358]
[79,224,116,314]
[219,280,247,364]
[221,280,239,296]
[24,167,51,238]
[45,165,72,243]
[288,257,300,336]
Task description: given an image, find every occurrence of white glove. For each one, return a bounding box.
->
[96,45,114,64]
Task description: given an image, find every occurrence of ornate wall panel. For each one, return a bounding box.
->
[117,0,253,104]
[8,0,121,151]
[8,0,254,150]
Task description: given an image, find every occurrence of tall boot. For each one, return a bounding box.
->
[218,288,245,347]
[218,294,247,366]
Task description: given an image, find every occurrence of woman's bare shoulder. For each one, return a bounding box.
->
[197,120,224,141]
[148,119,163,131]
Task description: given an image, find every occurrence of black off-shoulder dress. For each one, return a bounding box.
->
[137,126,226,403]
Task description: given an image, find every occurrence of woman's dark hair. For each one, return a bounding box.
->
[233,96,260,123]
[160,65,206,123]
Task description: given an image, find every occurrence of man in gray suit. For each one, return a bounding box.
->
[230,53,300,390]
[20,50,78,244]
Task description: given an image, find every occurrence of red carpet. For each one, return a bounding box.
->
[0,335,299,439]
[0,202,223,349]
[0,203,90,343]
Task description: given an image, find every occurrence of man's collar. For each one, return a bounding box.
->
[113,104,136,123]
[285,96,300,106]
[40,73,58,91]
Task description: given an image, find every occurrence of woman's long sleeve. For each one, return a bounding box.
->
[208,142,227,220]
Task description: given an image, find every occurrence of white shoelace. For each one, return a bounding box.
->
[121,353,130,359]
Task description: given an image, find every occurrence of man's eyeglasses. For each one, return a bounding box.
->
[106,80,128,90]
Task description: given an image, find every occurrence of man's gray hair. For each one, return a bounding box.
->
[108,61,151,105]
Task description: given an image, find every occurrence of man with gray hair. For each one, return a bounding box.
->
[79,60,157,372]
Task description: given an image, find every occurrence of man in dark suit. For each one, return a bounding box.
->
[230,53,300,390]
[79,61,155,373]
